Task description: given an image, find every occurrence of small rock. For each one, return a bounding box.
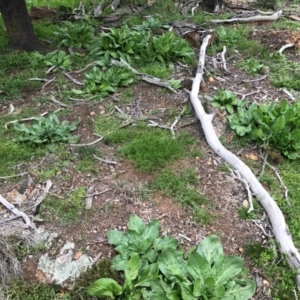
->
[242,200,249,208]
[263,279,270,286]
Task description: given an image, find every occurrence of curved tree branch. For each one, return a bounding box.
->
[190,34,300,288]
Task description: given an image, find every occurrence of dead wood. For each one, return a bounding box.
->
[190,34,300,288]
[211,10,282,24]
[0,195,36,229]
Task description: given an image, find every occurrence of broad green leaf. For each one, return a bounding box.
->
[87,278,122,298]
[136,262,159,287]
[271,115,285,133]
[196,235,223,265]
[226,104,234,114]
[142,249,158,263]
[165,290,181,300]
[154,236,178,251]
[193,278,203,297]
[128,214,146,235]
[187,252,210,281]
[180,282,197,300]
[107,229,128,246]
[112,254,127,271]
[127,253,140,281]
[213,256,243,286]
[142,219,159,242]
[68,135,80,144]
[115,244,131,259]
[223,280,256,300]
[204,277,215,290]
[158,248,187,281]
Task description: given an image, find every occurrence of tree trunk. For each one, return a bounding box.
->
[0,0,44,51]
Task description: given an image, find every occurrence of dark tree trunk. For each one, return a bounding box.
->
[0,0,44,51]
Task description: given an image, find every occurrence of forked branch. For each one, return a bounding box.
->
[190,35,300,288]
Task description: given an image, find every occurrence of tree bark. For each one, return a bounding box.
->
[0,0,44,51]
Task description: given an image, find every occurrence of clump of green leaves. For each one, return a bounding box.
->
[227,100,300,159]
[215,26,249,49]
[55,21,94,49]
[237,58,264,75]
[144,32,195,64]
[131,17,170,32]
[88,214,256,299]
[30,50,72,71]
[77,66,136,95]
[89,26,195,66]
[89,26,149,65]
[13,112,80,144]
[206,89,245,114]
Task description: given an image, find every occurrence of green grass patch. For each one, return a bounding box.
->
[271,18,300,30]
[270,56,300,90]
[38,187,86,226]
[244,241,297,300]
[75,146,102,173]
[0,111,51,179]
[118,129,195,172]
[151,168,212,223]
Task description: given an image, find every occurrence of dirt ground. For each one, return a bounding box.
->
[1,1,300,299]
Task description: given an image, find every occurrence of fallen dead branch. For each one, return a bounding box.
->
[190,34,300,288]
[0,195,36,229]
[63,72,84,86]
[42,77,56,90]
[211,10,282,24]
[93,154,117,165]
[278,43,295,54]
[69,136,103,147]
[50,95,69,108]
[0,172,28,180]
[241,75,268,84]
[31,180,52,212]
[111,59,177,93]
[85,185,95,209]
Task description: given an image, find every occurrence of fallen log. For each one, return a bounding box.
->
[211,10,282,24]
[189,34,300,288]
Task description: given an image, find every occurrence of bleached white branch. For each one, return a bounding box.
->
[190,34,300,288]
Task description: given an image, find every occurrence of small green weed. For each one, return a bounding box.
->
[205,89,245,114]
[88,215,256,299]
[237,58,264,75]
[215,25,250,49]
[270,56,300,90]
[4,281,61,300]
[244,241,298,299]
[217,163,231,173]
[13,112,80,144]
[139,62,174,78]
[75,146,102,173]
